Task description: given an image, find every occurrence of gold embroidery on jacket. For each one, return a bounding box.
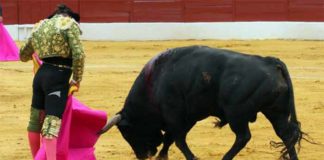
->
[19,15,85,82]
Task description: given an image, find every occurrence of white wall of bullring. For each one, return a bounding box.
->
[5,22,324,41]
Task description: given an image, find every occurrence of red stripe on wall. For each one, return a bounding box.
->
[235,0,289,21]
[0,0,323,24]
[184,0,234,22]
[132,0,184,22]
[80,0,131,22]
[17,0,79,24]
[288,0,324,21]
[1,0,18,24]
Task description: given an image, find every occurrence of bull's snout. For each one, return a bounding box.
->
[135,147,158,160]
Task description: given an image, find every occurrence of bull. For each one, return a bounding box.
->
[100,45,304,160]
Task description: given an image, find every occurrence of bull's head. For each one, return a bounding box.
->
[99,114,163,159]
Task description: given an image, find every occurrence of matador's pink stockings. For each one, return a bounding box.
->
[28,131,41,158]
[43,137,57,160]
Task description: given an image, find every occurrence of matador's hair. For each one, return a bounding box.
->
[47,4,80,23]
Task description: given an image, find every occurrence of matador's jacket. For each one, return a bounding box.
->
[20,15,85,82]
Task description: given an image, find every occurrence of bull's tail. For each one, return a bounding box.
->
[272,59,318,159]
[276,59,298,126]
[274,59,302,159]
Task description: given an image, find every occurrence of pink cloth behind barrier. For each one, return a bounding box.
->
[0,23,19,61]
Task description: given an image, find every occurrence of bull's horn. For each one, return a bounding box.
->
[98,114,122,135]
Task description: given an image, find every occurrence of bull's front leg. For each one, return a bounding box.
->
[166,121,198,160]
[175,135,198,160]
[173,122,198,160]
[222,120,251,160]
[156,132,174,160]
[161,102,198,160]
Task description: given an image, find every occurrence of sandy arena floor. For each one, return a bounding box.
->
[0,40,324,160]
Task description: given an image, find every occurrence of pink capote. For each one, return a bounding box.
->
[0,22,19,61]
[31,54,108,160]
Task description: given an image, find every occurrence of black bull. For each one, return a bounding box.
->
[100,46,304,160]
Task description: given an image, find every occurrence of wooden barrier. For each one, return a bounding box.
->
[1,0,323,24]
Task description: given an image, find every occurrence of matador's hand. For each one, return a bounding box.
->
[69,80,80,95]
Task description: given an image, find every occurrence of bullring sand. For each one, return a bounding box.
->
[0,40,323,160]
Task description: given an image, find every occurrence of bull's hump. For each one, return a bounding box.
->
[144,45,203,69]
